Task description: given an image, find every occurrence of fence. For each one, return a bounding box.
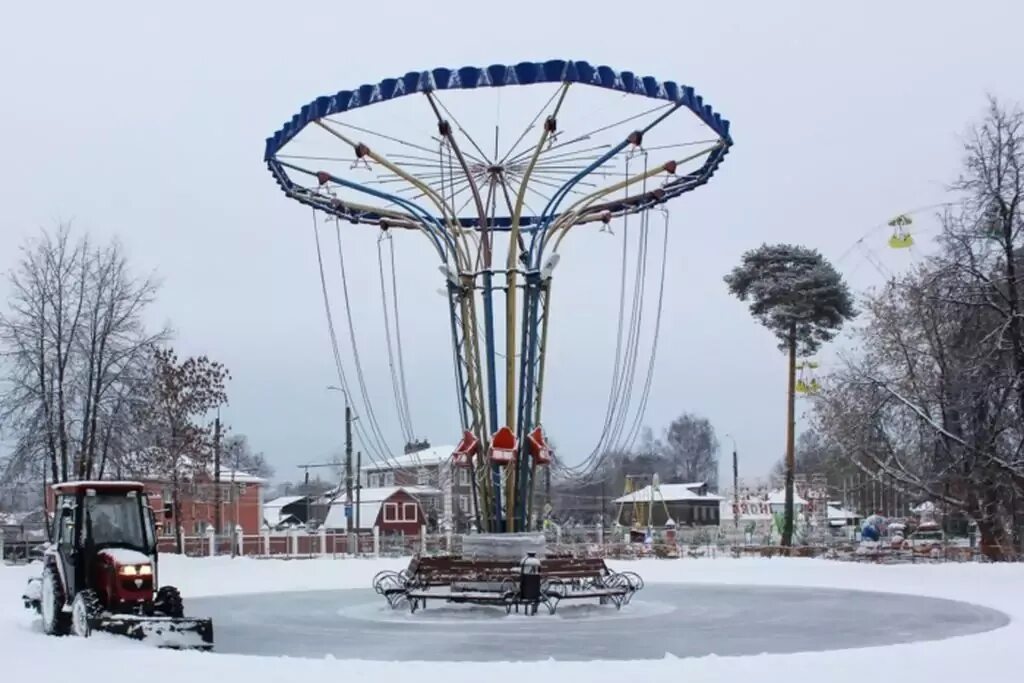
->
[155,525,464,559]
[1,523,47,562]
[151,525,997,564]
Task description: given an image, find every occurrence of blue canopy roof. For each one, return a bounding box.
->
[264,59,733,229]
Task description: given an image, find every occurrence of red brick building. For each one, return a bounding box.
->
[144,466,266,537]
[41,467,266,539]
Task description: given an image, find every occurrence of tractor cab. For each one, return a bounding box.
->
[49,481,160,613]
[23,480,213,650]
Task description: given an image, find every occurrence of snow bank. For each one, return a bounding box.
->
[2,555,1018,682]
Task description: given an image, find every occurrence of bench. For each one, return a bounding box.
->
[372,554,644,615]
[534,558,643,614]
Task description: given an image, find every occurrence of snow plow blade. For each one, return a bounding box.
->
[92,614,214,651]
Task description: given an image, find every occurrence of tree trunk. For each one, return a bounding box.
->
[172,466,184,555]
[781,328,797,548]
[976,515,1012,562]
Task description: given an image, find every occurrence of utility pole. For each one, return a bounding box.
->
[230,439,240,558]
[345,403,354,553]
[327,385,357,553]
[295,461,336,538]
[725,434,739,529]
[213,413,222,553]
[355,451,362,536]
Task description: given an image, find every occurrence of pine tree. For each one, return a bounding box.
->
[724,244,856,547]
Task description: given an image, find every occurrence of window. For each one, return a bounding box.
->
[82,494,148,549]
[459,495,471,514]
[56,496,74,549]
[367,473,379,488]
[458,469,470,487]
[399,501,415,524]
[383,503,399,523]
[417,468,429,486]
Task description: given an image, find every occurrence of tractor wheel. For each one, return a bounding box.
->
[40,565,70,636]
[71,590,102,638]
[154,586,184,618]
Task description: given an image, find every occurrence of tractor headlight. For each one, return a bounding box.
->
[119,564,152,576]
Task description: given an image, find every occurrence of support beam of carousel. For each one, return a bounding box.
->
[312,120,473,271]
[526,283,552,529]
[505,83,571,531]
[424,91,504,531]
[546,143,724,255]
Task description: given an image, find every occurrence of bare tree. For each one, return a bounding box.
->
[0,223,167,486]
[137,348,230,553]
[222,434,274,480]
[661,412,720,488]
[815,254,1024,559]
[770,427,854,492]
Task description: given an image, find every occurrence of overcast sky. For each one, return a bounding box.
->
[1,0,1021,488]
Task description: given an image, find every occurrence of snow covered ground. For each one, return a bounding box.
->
[1,555,1019,681]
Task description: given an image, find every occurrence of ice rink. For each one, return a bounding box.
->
[190,583,1009,661]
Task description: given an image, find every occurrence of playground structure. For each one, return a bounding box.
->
[264,60,733,540]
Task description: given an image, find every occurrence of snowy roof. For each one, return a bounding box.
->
[264,508,302,528]
[263,496,308,527]
[322,486,441,529]
[827,505,860,526]
[827,505,859,520]
[613,482,722,504]
[52,480,145,493]
[361,446,458,472]
[140,455,266,484]
[766,489,808,506]
[264,496,304,509]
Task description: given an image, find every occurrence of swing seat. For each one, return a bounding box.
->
[451,430,478,468]
[489,426,517,465]
[888,233,914,249]
[528,426,552,465]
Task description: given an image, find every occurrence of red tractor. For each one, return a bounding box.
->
[21,481,213,650]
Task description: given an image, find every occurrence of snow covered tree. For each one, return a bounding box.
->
[805,99,1024,560]
[0,223,167,485]
[724,244,856,547]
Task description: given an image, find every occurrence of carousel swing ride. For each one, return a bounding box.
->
[263,60,734,613]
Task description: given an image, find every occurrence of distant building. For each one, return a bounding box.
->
[143,465,266,537]
[323,486,440,535]
[613,481,723,528]
[39,465,267,538]
[719,488,809,526]
[359,443,475,531]
[262,495,312,529]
